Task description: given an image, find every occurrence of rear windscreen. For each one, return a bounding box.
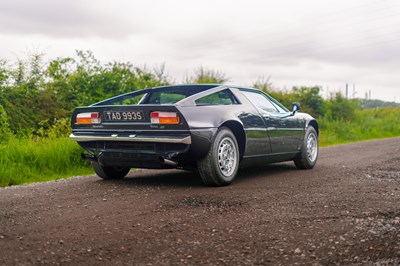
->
[142,85,217,104]
[93,85,218,106]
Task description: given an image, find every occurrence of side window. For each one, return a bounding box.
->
[269,101,287,113]
[241,91,278,113]
[265,94,289,113]
[196,90,236,105]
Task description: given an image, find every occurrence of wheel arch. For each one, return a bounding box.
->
[220,120,246,159]
[308,119,319,136]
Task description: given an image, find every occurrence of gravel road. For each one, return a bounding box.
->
[1,138,400,265]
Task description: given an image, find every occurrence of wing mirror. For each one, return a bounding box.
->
[291,102,301,115]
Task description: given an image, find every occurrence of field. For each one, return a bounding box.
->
[319,106,400,146]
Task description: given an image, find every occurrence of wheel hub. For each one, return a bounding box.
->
[218,137,237,177]
[306,133,318,162]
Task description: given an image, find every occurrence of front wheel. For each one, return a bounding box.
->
[197,127,240,186]
[92,161,131,180]
[294,126,319,169]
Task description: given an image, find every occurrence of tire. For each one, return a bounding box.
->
[294,126,319,169]
[92,161,131,180]
[197,127,240,186]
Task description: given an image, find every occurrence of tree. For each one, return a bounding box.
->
[186,66,228,84]
[253,77,273,92]
[0,60,9,87]
[292,86,324,118]
[0,51,170,134]
[325,92,358,121]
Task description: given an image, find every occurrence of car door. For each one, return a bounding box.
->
[241,90,304,154]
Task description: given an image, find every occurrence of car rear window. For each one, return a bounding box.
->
[93,85,220,106]
[146,91,186,104]
[143,85,218,104]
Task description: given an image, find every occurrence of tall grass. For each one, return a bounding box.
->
[0,136,92,186]
[319,106,400,146]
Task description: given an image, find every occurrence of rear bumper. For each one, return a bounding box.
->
[75,140,190,168]
[69,128,215,168]
[69,133,191,144]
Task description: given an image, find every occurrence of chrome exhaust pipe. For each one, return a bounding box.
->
[81,153,96,162]
[81,152,101,162]
[159,156,178,167]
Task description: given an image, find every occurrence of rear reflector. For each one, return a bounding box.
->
[150,111,179,124]
[76,112,100,124]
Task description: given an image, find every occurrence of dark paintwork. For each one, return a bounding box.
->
[70,84,318,169]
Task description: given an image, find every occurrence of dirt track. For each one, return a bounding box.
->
[1,138,400,265]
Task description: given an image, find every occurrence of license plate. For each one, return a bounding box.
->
[103,111,145,121]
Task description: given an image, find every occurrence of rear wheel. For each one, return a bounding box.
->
[92,161,131,180]
[294,126,318,169]
[198,127,239,186]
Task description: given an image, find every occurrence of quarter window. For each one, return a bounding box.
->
[196,90,236,105]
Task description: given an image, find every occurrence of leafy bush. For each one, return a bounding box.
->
[0,105,12,143]
[324,93,358,121]
[0,50,168,133]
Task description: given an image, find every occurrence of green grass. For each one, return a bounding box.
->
[0,137,93,187]
[319,106,400,146]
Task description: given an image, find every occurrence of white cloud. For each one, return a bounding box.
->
[0,0,147,38]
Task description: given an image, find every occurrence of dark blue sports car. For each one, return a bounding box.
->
[70,84,319,186]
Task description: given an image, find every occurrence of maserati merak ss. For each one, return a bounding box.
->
[70,84,319,186]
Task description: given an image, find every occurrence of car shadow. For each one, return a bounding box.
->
[99,169,204,188]
[97,162,297,188]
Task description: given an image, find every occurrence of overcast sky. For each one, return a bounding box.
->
[0,0,399,102]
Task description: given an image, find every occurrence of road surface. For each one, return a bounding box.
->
[1,138,399,265]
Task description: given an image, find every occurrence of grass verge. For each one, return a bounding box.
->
[0,137,92,187]
[319,107,400,146]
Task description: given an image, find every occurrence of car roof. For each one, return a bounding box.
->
[150,84,262,93]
